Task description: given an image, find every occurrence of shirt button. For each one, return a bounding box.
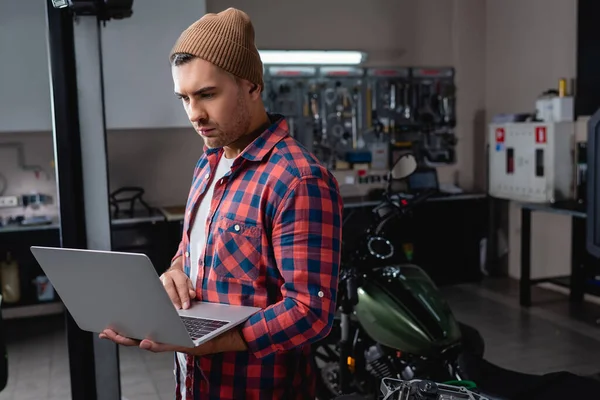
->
[204,173,210,180]
[318,291,324,298]
[184,251,189,258]
[219,179,224,185]
[234,224,241,232]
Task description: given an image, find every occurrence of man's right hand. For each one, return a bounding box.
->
[160,260,195,310]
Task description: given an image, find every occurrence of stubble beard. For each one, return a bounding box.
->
[203,89,251,150]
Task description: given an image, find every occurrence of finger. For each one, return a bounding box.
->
[102,329,140,347]
[173,274,191,309]
[139,339,179,353]
[162,275,182,309]
[187,279,196,299]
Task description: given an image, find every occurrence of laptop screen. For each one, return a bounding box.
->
[408,169,438,192]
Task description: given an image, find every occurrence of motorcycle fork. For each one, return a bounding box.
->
[338,312,353,393]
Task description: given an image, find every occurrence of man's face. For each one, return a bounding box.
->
[172,58,251,149]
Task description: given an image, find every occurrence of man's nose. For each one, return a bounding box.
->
[188,100,208,124]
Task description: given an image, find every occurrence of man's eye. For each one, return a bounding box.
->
[201,93,214,99]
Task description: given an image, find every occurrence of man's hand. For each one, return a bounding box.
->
[160,259,195,310]
[99,257,249,356]
[99,328,211,355]
[99,326,247,356]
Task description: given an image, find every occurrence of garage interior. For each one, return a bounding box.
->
[1,0,600,399]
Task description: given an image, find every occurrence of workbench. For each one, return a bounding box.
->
[518,201,589,307]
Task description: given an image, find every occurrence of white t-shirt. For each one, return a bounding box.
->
[177,153,235,399]
[189,154,235,288]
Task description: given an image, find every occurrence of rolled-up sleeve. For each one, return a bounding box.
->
[171,240,184,265]
[241,174,343,358]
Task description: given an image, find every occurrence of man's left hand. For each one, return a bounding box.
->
[99,329,211,356]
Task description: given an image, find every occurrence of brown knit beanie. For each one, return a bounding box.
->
[170,8,263,90]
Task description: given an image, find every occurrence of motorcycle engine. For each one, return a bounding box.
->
[364,344,409,382]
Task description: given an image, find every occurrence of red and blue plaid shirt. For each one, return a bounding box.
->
[172,114,343,399]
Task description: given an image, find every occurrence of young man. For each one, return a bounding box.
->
[99,7,343,399]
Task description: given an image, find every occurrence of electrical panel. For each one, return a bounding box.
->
[488,122,575,203]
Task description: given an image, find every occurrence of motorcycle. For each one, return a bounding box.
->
[311,153,482,399]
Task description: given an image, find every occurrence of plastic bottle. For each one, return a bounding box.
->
[0,253,20,304]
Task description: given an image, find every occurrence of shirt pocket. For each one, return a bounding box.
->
[212,217,262,282]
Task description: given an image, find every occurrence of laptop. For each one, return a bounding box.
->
[407,167,439,194]
[29,246,261,348]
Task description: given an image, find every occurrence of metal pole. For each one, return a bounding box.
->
[45,2,121,399]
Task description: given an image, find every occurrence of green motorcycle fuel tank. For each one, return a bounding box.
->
[354,264,462,357]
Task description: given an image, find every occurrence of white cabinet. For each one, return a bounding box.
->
[0,1,53,132]
[100,0,206,130]
[488,122,575,203]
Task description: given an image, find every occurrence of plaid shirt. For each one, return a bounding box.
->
[172,114,343,399]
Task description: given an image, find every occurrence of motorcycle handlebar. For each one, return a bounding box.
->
[390,188,438,214]
[366,188,439,245]
[371,189,437,236]
[406,188,438,208]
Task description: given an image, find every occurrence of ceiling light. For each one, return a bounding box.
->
[258,50,366,65]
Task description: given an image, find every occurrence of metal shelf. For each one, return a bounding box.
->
[2,301,64,319]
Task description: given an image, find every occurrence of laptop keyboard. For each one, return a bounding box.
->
[181,316,229,340]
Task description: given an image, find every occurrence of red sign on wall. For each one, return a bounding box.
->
[535,126,547,144]
[495,128,505,143]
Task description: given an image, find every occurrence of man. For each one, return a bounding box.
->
[99,7,343,400]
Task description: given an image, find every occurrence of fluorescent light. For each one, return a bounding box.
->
[258,50,366,65]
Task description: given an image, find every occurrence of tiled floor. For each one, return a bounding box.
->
[0,277,598,399]
[0,316,175,400]
[441,280,600,376]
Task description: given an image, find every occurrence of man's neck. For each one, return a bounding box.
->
[223,112,271,159]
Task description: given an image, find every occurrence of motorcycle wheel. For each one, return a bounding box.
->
[310,326,378,400]
[310,327,348,400]
[455,321,485,382]
[458,321,485,359]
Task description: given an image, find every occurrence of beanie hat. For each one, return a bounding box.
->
[170,8,264,90]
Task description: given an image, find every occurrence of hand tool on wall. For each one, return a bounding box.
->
[402,82,412,121]
[439,82,456,126]
[389,82,397,112]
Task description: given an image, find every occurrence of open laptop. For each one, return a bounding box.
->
[30,246,261,348]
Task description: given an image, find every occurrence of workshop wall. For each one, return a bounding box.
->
[105,128,201,207]
[108,0,485,204]
[207,0,487,190]
[484,0,578,279]
[0,0,579,287]
[0,0,486,212]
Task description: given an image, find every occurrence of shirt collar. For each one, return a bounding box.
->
[204,113,289,163]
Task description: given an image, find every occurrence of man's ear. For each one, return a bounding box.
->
[248,83,261,100]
